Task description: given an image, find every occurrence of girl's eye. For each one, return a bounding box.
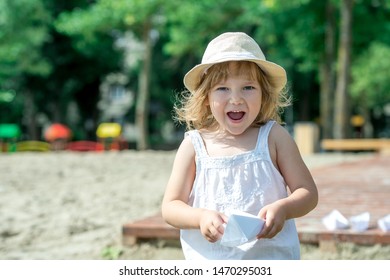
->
[215,87,229,92]
[243,86,256,91]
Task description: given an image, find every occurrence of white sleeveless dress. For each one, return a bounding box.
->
[180,120,300,260]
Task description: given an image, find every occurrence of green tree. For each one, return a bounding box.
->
[351,42,390,135]
[43,1,121,140]
[320,0,337,139]
[3,0,389,144]
[0,0,52,138]
[0,0,52,83]
[56,0,166,149]
[333,0,354,139]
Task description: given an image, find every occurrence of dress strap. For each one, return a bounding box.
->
[256,120,276,151]
[185,130,208,157]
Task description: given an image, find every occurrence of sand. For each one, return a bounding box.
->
[0,150,388,260]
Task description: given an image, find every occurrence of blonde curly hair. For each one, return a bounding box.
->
[175,61,290,131]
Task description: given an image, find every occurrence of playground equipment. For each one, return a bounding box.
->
[66,141,104,152]
[44,123,72,150]
[15,141,51,152]
[96,122,127,150]
[0,124,21,152]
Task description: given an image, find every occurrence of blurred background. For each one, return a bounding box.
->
[1,0,390,260]
[1,0,390,151]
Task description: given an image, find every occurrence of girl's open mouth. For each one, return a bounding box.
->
[227,111,245,121]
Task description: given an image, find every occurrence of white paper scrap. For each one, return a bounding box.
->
[378,214,390,232]
[220,211,265,247]
[322,209,349,230]
[349,212,370,232]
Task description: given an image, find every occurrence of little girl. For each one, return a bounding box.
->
[162,32,318,260]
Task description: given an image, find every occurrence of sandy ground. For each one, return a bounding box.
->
[0,150,388,260]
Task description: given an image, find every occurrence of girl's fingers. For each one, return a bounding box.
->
[257,219,273,239]
[209,222,225,242]
[200,211,228,242]
[257,220,284,239]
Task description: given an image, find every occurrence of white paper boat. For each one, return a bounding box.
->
[378,214,390,232]
[220,211,265,247]
[322,210,349,230]
[349,212,370,232]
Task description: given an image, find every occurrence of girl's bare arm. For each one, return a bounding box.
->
[258,124,318,238]
[162,136,199,228]
[162,137,227,242]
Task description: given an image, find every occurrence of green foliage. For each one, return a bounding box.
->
[0,90,15,103]
[0,89,23,123]
[283,2,327,72]
[0,0,52,81]
[55,0,162,39]
[0,0,53,126]
[1,0,390,139]
[351,42,390,107]
[164,0,244,56]
[101,246,123,260]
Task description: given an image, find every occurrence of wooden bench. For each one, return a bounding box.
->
[321,138,390,153]
[122,213,179,246]
[298,229,390,246]
[122,213,390,248]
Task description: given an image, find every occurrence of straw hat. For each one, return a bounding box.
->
[183,32,287,93]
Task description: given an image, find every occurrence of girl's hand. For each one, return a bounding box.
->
[256,201,287,239]
[199,210,228,243]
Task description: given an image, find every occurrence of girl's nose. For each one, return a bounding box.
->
[229,90,243,105]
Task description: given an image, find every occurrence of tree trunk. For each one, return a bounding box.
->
[23,90,38,140]
[333,0,354,139]
[319,0,336,139]
[135,21,152,150]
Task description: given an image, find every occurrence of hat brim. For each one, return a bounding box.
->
[183,58,287,94]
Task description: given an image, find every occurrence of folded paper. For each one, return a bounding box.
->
[322,209,349,230]
[220,211,265,247]
[349,212,370,232]
[378,214,390,232]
